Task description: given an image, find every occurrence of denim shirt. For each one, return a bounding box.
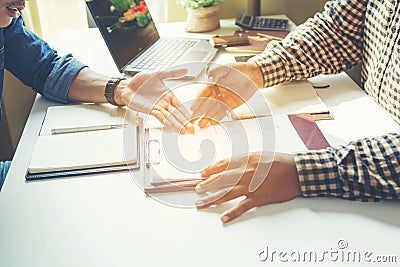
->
[0,16,87,120]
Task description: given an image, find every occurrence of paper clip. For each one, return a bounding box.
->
[145,129,161,168]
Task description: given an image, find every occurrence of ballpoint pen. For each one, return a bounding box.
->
[150,179,202,187]
[51,124,126,135]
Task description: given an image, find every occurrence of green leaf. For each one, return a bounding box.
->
[109,0,134,13]
[136,12,152,27]
[177,0,223,9]
[202,0,214,8]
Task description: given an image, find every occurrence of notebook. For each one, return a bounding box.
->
[26,104,140,180]
[86,0,218,78]
[224,29,289,53]
[232,80,330,119]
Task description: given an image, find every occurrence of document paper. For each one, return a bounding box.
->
[144,115,307,191]
[233,80,329,118]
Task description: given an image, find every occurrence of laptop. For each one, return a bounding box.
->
[86,0,218,78]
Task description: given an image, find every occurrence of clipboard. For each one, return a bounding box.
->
[143,127,202,194]
[143,115,330,194]
[143,117,275,194]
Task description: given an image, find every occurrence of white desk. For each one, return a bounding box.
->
[1,19,400,267]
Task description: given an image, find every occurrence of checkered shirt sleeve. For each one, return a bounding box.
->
[249,0,400,201]
[250,0,366,88]
[295,134,400,201]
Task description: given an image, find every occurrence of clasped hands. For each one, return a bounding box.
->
[125,64,301,223]
[118,68,195,133]
[121,62,263,133]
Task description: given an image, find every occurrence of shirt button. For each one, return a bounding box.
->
[392,27,397,33]
[378,67,382,72]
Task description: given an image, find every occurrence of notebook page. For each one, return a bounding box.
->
[28,128,136,174]
[40,104,136,136]
[233,80,329,119]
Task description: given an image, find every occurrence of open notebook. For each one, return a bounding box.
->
[26,104,140,180]
[233,80,330,119]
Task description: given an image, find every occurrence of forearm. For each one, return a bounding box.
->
[230,61,265,89]
[67,68,130,106]
[67,68,109,103]
[295,133,400,201]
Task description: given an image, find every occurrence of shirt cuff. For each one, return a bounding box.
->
[43,54,87,103]
[294,148,345,198]
[249,48,288,88]
[294,134,400,202]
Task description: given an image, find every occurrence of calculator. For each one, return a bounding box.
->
[235,13,289,31]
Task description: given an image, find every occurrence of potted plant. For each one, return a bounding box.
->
[177,0,224,32]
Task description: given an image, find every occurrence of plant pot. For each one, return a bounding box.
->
[185,4,220,33]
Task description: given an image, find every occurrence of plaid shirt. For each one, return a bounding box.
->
[252,0,400,201]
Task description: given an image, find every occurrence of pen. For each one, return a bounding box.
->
[150,179,202,187]
[51,124,126,135]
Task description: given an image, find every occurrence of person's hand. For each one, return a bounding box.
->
[195,152,302,223]
[190,62,264,128]
[116,69,194,133]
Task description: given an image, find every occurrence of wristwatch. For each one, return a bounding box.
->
[104,77,126,106]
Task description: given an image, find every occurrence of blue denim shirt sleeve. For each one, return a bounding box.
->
[3,17,87,103]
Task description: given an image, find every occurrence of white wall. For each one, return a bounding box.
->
[167,0,327,24]
[36,0,88,45]
[269,0,327,25]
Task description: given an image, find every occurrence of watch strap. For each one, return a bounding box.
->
[104,77,126,106]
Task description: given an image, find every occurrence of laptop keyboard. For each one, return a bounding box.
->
[129,38,199,71]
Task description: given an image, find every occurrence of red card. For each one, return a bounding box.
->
[288,114,330,150]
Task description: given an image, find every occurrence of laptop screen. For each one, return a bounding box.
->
[86,0,160,72]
